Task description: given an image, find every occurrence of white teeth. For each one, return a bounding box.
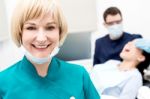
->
[35,45,48,48]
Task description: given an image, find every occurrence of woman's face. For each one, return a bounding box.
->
[22,13,59,58]
[120,40,144,61]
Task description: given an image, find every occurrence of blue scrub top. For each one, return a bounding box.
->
[0,56,100,99]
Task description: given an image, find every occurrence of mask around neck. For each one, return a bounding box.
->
[21,46,59,64]
[107,24,123,40]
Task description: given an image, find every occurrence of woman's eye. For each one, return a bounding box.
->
[26,26,36,30]
[46,26,55,30]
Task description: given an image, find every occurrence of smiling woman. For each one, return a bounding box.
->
[22,13,60,64]
[0,0,100,99]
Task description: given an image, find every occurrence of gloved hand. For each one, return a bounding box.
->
[134,38,150,53]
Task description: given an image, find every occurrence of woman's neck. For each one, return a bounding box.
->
[33,60,51,77]
[118,60,137,71]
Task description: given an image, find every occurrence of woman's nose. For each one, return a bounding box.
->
[36,30,47,43]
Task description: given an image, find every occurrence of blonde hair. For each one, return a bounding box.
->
[11,0,68,47]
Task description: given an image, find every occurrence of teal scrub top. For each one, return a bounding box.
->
[0,56,100,99]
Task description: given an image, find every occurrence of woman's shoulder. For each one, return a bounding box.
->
[130,69,142,78]
[126,69,143,86]
[0,61,22,95]
[133,69,143,81]
[0,61,21,78]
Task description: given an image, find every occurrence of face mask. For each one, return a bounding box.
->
[21,46,59,64]
[107,24,123,40]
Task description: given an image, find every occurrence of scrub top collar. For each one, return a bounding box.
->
[20,56,60,81]
[14,56,74,98]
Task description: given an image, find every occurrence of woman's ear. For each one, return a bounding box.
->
[137,55,145,62]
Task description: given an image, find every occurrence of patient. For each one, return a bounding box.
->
[90,38,150,99]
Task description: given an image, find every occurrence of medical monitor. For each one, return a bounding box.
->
[56,32,91,61]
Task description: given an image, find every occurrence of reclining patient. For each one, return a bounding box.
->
[90,38,150,99]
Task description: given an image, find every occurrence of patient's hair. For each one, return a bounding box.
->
[137,51,150,76]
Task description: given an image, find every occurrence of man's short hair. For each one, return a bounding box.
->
[103,7,122,22]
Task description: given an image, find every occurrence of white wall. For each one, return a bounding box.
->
[0,0,9,41]
[0,0,22,71]
[0,40,23,70]
[60,0,97,33]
